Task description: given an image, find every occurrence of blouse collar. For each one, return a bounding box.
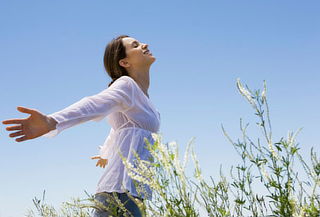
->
[122,76,160,119]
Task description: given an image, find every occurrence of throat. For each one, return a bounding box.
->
[130,75,150,99]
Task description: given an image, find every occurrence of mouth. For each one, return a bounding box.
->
[143,50,152,55]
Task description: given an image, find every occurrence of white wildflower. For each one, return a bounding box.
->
[173,153,183,177]
[182,138,194,170]
[236,78,257,109]
[151,133,160,142]
[191,149,203,182]
[260,166,270,181]
[268,141,279,159]
[261,80,267,103]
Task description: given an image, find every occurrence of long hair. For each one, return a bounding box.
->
[104,35,130,87]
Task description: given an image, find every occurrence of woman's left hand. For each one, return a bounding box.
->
[91,155,108,168]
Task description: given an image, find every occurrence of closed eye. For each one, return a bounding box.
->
[132,41,139,48]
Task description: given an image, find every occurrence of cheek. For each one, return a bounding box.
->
[129,50,145,63]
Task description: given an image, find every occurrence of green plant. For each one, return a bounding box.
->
[27,79,319,217]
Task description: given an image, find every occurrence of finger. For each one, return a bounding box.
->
[9,131,24,138]
[6,125,22,131]
[101,160,106,166]
[2,119,25,125]
[91,156,100,160]
[17,106,37,115]
[98,161,103,168]
[96,161,99,167]
[16,135,28,142]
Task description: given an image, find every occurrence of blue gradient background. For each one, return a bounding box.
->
[1,0,319,216]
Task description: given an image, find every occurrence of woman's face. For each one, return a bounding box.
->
[120,37,156,70]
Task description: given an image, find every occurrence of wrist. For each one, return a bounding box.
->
[47,116,57,131]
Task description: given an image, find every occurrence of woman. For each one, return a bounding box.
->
[2,35,161,217]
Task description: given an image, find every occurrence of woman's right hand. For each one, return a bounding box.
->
[2,106,57,142]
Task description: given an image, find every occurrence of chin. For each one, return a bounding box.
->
[150,56,156,63]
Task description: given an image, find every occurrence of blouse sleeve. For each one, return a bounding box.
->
[99,127,116,159]
[42,77,135,138]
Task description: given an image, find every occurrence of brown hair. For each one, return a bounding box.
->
[104,35,130,87]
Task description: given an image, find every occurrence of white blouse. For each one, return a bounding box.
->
[42,75,161,200]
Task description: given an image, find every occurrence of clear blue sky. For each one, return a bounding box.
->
[1,0,319,216]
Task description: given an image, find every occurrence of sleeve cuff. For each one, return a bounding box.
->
[42,128,59,138]
[41,114,61,138]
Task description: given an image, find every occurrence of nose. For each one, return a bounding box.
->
[142,43,148,49]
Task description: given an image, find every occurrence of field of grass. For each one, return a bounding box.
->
[26,80,319,217]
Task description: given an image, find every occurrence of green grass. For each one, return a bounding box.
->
[27,80,320,217]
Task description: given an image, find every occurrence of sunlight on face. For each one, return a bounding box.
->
[121,37,156,67]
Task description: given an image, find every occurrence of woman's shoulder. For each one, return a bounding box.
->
[109,76,138,94]
[113,76,138,89]
[118,75,135,83]
[110,76,132,87]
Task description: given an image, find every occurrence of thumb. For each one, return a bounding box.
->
[17,106,37,115]
[91,155,100,160]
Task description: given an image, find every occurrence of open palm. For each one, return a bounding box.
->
[2,106,56,142]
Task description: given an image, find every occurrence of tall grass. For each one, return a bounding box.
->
[27,80,319,217]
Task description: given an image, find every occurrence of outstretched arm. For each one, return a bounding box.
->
[38,77,135,138]
[2,76,135,142]
[2,106,57,142]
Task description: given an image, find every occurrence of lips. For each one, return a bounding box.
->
[143,50,153,57]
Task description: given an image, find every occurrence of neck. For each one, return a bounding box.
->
[129,69,150,98]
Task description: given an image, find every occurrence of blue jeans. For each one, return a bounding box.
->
[92,192,143,217]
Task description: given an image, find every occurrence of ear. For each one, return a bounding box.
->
[119,58,131,68]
